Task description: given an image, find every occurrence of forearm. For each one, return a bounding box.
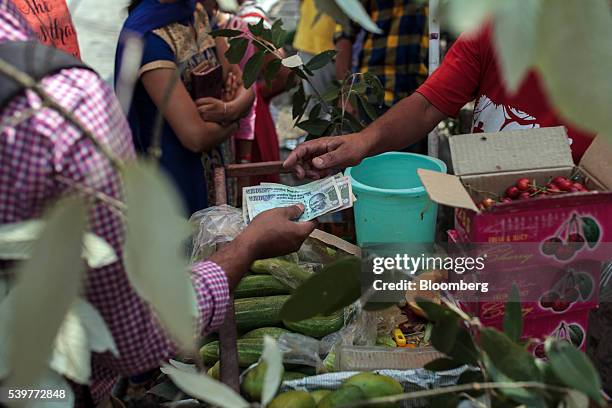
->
[226,87,255,122]
[208,234,257,290]
[186,121,237,152]
[361,92,446,156]
[335,38,353,80]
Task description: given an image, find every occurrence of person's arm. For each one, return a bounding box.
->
[284,30,486,179]
[209,204,316,289]
[335,37,353,81]
[140,68,237,153]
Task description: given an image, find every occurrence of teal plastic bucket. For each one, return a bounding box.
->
[346,152,447,245]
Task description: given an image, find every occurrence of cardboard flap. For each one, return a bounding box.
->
[310,229,361,258]
[450,127,573,176]
[418,169,479,212]
[580,135,612,189]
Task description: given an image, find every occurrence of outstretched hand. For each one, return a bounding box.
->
[282,133,371,179]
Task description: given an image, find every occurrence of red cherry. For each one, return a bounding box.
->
[552,176,568,185]
[556,179,573,192]
[516,178,531,191]
[573,182,585,190]
[568,187,579,193]
[541,237,562,256]
[518,192,531,200]
[555,244,575,261]
[546,183,562,193]
[505,186,520,199]
[552,299,570,312]
[568,233,586,250]
[501,197,514,204]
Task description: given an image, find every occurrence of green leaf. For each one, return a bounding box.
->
[355,93,379,122]
[314,0,351,32]
[260,336,284,406]
[123,160,197,352]
[415,298,460,322]
[50,298,118,384]
[225,37,249,64]
[335,0,383,34]
[446,328,480,366]
[536,0,612,142]
[282,54,304,68]
[483,353,547,408]
[264,58,282,89]
[217,0,238,12]
[260,26,274,44]
[292,83,306,120]
[321,86,341,103]
[297,118,332,136]
[309,103,322,120]
[280,257,361,322]
[161,364,249,408]
[0,220,118,268]
[3,198,86,388]
[503,284,523,343]
[210,28,243,38]
[480,328,541,382]
[580,217,601,248]
[576,272,594,301]
[561,390,590,408]
[305,50,337,71]
[492,0,543,92]
[445,0,495,34]
[431,315,459,354]
[546,339,605,406]
[271,19,286,48]
[362,72,384,104]
[424,357,464,372]
[248,18,265,37]
[243,51,266,89]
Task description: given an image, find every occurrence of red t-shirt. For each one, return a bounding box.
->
[417,25,594,162]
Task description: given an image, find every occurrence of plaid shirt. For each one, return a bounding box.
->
[337,0,429,106]
[0,0,229,403]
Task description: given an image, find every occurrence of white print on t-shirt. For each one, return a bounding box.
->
[471,95,540,133]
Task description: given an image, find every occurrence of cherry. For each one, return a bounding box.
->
[540,291,559,308]
[573,182,585,191]
[556,179,573,192]
[568,187,579,193]
[564,287,580,303]
[541,237,562,256]
[555,244,575,261]
[505,186,520,199]
[568,233,586,250]
[501,197,513,204]
[533,343,546,358]
[552,176,568,186]
[518,192,531,200]
[552,299,570,312]
[546,183,561,193]
[516,178,531,191]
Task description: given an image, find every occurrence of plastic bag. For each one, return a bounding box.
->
[190,205,245,262]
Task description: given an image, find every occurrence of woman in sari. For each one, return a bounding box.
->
[115,0,255,214]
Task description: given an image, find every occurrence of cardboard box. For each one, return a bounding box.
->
[418,127,612,245]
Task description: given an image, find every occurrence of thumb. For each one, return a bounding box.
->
[282,203,305,219]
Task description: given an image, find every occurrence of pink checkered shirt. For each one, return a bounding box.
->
[0,1,229,402]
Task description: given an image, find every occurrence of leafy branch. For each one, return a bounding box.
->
[211,18,384,140]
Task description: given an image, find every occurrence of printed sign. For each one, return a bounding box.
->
[13,0,81,58]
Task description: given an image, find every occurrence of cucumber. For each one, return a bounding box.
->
[250,258,312,289]
[283,310,344,338]
[241,327,292,340]
[200,338,264,367]
[235,275,291,299]
[235,295,290,332]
